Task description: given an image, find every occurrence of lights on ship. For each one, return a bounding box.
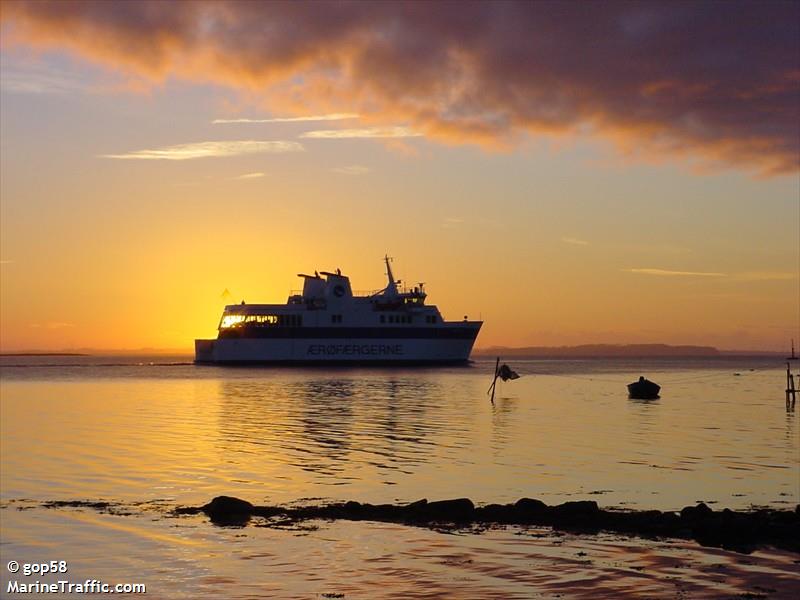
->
[219,314,301,329]
[220,315,246,329]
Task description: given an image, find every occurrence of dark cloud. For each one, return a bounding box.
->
[3,0,798,174]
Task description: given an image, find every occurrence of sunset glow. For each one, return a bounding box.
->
[1,1,798,352]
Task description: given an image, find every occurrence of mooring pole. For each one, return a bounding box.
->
[787,362,797,409]
[488,357,500,405]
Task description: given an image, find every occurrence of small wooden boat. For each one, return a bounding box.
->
[628,376,660,399]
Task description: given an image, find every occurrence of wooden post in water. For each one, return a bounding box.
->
[487,357,500,405]
[787,340,798,410]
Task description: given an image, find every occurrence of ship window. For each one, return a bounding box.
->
[331,314,343,324]
[380,315,385,323]
[220,314,246,329]
[221,314,284,328]
[248,315,278,325]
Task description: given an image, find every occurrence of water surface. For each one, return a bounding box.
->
[1,355,798,597]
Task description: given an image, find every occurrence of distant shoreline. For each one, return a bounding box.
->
[0,352,90,357]
[472,344,785,358]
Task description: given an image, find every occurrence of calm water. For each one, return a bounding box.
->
[1,356,798,598]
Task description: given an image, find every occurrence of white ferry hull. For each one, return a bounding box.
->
[195,336,479,365]
[195,257,482,366]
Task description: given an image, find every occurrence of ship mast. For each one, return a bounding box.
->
[384,254,398,294]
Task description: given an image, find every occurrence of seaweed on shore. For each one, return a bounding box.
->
[4,495,797,555]
[175,495,800,555]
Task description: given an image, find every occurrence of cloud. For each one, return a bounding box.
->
[30,322,76,329]
[562,237,589,246]
[733,271,797,281]
[330,165,369,175]
[0,63,88,94]
[624,268,797,280]
[301,127,422,139]
[0,260,14,265]
[234,171,266,179]
[3,2,798,175]
[624,268,727,277]
[213,113,359,124]
[101,140,303,160]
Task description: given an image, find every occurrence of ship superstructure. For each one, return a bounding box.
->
[195,256,482,364]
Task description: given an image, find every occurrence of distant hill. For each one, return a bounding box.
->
[473,344,730,358]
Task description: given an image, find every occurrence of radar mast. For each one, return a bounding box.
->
[384,254,398,295]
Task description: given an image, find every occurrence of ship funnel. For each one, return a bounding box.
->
[299,273,325,299]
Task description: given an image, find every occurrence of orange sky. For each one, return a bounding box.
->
[1,1,798,352]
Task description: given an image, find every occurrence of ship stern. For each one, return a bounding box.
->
[194,339,216,363]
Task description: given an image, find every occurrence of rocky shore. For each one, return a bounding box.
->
[175,496,799,554]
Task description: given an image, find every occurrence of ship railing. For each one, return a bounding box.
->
[289,286,426,298]
[290,288,423,297]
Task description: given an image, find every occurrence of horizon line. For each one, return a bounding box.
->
[0,342,792,357]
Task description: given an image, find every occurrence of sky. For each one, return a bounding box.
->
[0,0,798,352]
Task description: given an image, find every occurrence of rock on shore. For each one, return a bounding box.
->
[174,496,800,554]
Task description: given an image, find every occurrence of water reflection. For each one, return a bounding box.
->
[215,375,472,485]
[627,397,660,406]
[2,360,794,512]
[490,396,519,451]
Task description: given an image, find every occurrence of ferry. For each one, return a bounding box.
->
[195,257,482,364]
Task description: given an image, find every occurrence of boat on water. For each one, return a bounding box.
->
[627,376,661,399]
[195,256,482,365]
